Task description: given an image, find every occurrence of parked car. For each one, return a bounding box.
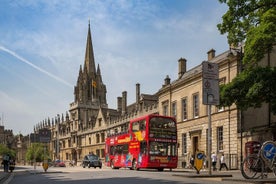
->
[82,154,102,168]
[53,159,66,167]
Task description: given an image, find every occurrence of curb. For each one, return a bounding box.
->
[173,173,233,178]
[0,173,11,183]
[222,178,276,183]
[28,170,63,174]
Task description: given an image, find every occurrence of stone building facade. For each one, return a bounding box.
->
[48,24,158,165]
[30,24,276,169]
[158,50,240,169]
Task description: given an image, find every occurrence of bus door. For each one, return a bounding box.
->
[137,141,147,167]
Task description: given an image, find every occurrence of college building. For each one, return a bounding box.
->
[30,24,276,169]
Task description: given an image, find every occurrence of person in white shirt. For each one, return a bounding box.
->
[211,152,217,171]
[219,153,229,171]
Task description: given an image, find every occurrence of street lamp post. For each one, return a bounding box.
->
[230,45,243,168]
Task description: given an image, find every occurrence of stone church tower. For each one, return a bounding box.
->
[70,23,107,130]
[74,23,107,106]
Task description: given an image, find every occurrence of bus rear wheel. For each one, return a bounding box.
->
[111,160,115,169]
[132,159,139,170]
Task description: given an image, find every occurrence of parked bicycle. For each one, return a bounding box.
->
[241,141,276,179]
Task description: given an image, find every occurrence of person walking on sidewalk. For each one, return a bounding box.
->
[211,152,217,171]
[219,153,229,171]
[2,154,10,172]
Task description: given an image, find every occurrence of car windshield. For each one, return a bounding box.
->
[87,155,100,161]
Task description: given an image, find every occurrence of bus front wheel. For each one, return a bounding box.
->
[158,168,164,171]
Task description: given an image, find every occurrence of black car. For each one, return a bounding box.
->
[82,154,102,168]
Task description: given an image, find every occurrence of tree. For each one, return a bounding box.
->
[25,143,49,163]
[217,0,276,112]
[0,144,16,158]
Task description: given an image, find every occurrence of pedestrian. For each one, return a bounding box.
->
[9,158,15,172]
[2,154,10,172]
[203,154,207,170]
[189,155,195,169]
[219,153,229,171]
[211,152,217,171]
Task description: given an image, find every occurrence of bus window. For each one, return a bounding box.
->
[110,146,115,155]
[132,122,140,132]
[132,120,146,132]
[122,144,129,154]
[140,120,146,131]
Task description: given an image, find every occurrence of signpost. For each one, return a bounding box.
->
[202,61,219,175]
[38,128,51,172]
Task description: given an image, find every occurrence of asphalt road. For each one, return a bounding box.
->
[2,165,266,184]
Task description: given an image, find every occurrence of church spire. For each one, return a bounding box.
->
[84,22,96,76]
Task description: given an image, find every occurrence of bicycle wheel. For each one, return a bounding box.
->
[272,166,276,177]
[241,155,264,179]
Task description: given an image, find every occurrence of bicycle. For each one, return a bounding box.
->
[241,141,276,179]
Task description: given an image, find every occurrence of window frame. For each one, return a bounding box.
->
[217,126,223,152]
[182,98,188,121]
[193,93,199,118]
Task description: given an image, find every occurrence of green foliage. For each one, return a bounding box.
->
[244,7,276,65]
[219,67,276,113]
[0,144,16,158]
[25,143,50,162]
[218,0,276,64]
[217,0,276,111]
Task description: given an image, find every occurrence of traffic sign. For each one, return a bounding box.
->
[202,61,219,79]
[202,61,219,105]
[202,78,219,105]
[39,128,51,143]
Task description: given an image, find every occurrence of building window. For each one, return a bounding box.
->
[182,98,187,120]
[182,133,187,155]
[89,137,91,145]
[96,134,100,143]
[217,126,223,151]
[193,93,199,118]
[98,118,102,127]
[96,149,100,157]
[172,101,177,119]
[101,132,105,142]
[101,149,105,158]
[162,101,169,116]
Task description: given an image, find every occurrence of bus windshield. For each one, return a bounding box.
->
[149,117,176,139]
[149,141,177,156]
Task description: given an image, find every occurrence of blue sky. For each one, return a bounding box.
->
[0,0,228,135]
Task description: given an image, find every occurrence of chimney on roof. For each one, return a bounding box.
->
[207,49,216,61]
[136,83,140,104]
[178,58,187,78]
[117,97,122,112]
[122,91,127,115]
[164,75,171,86]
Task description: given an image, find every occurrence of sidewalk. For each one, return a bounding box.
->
[172,168,276,183]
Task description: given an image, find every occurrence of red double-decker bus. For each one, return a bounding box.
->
[105,114,178,171]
